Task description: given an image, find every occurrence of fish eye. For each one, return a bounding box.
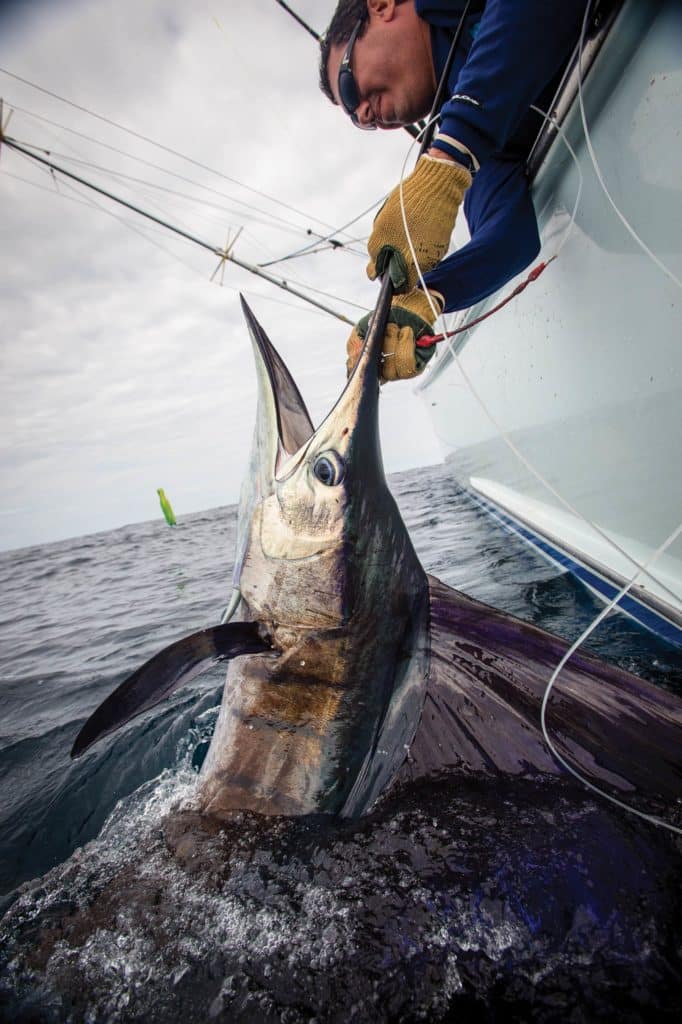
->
[312,451,345,487]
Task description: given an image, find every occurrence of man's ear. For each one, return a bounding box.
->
[367,0,397,24]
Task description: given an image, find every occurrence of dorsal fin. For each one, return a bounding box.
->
[398,576,682,815]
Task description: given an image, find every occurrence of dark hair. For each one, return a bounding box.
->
[319,0,370,103]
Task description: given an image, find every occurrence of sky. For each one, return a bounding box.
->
[0,0,446,551]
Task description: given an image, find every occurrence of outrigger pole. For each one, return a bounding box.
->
[1,132,354,325]
[273,1,321,42]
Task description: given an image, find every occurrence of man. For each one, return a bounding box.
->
[320,0,587,381]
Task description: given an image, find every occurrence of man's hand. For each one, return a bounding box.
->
[367,153,472,293]
[346,288,443,384]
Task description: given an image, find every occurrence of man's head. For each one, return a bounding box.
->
[319,0,436,130]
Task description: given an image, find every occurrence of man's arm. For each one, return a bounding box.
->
[422,155,540,313]
[347,156,540,383]
[431,0,586,165]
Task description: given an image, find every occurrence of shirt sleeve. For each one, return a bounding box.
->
[432,0,586,165]
[422,155,540,312]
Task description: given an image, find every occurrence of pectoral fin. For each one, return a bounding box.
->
[71,621,270,758]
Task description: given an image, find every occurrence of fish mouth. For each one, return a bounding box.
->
[239,274,393,483]
[239,297,314,462]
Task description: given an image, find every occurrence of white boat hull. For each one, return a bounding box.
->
[417,0,682,645]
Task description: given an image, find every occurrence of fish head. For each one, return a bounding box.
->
[237,277,413,640]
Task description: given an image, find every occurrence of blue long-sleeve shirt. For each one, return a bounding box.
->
[416,0,586,312]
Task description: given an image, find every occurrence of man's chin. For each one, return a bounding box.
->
[386,102,433,131]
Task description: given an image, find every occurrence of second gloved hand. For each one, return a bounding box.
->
[367,154,472,293]
[346,288,443,384]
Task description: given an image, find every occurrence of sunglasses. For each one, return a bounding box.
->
[337,19,377,130]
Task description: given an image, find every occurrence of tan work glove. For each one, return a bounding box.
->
[367,155,472,293]
[346,288,443,384]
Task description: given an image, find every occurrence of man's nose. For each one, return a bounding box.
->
[355,98,375,127]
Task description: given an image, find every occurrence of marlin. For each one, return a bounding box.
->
[71,277,682,823]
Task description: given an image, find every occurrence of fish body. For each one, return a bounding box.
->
[200,286,429,816]
[72,279,682,825]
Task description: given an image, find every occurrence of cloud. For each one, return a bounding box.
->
[0,0,443,551]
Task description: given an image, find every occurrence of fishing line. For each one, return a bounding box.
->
[257,275,368,312]
[261,194,390,268]
[5,158,333,321]
[258,239,367,266]
[243,225,369,278]
[9,122,253,279]
[16,145,243,284]
[5,130,262,253]
[55,167,226,277]
[395,8,681,827]
[35,147,308,233]
[2,161,208,246]
[3,107,368,315]
[38,144,245,248]
[52,155,368,312]
[8,102,344,243]
[6,113,332,243]
[528,104,583,259]
[577,2,682,292]
[2,134,356,324]
[0,66,338,231]
[540,522,682,836]
[9,148,354,320]
[7,130,369,306]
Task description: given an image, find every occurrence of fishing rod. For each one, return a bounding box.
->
[1,132,354,325]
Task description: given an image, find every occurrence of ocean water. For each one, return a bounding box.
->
[1,462,681,1022]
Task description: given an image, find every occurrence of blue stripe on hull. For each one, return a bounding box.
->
[466,489,682,649]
